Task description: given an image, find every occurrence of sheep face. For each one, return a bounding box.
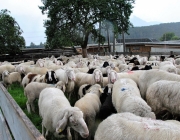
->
[69,110,89,138]
[66,69,76,81]
[93,69,103,83]
[56,108,89,139]
[108,70,117,84]
[45,71,58,84]
[2,70,9,76]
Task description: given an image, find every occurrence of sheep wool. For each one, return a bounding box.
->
[94,112,180,140]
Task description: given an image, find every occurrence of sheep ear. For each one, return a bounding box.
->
[56,111,69,133]
[99,88,103,93]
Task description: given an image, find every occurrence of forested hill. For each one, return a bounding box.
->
[124,22,180,40]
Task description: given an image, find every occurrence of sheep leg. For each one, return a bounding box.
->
[26,101,31,114]
[45,130,49,137]
[30,102,35,113]
[67,127,72,140]
[42,123,45,136]
[87,117,95,140]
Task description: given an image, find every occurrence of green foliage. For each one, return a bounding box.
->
[39,0,134,56]
[0,9,25,55]
[160,32,176,41]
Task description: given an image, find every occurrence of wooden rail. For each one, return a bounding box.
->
[0,83,45,140]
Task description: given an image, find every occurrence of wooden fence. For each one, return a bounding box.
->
[0,83,46,140]
[0,47,179,62]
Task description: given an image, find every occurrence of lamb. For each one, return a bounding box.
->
[75,68,103,89]
[38,87,89,139]
[24,81,66,114]
[146,80,180,120]
[74,84,103,140]
[2,70,21,88]
[94,112,180,140]
[138,69,180,100]
[112,78,155,119]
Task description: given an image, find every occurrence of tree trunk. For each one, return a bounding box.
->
[82,48,87,58]
[107,28,111,53]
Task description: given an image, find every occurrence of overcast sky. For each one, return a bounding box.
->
[1,0,180,46]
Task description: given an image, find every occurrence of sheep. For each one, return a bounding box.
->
[38,87,89,139]
[21,73,44,88]
[116,70,145,85]
[146,80,180,120]
[138,69,180,100]
[74,84,103,140]
[112,78,156,119]
[2,70,21,88]
[75,68,103,89]
[55,68,76,99]
[24,81,66,114]
[0,64,15,78]
[94,112,180,140]
[15,65,49,75]
[159,61,177,74]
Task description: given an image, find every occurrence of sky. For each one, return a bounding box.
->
[1,0,180,46]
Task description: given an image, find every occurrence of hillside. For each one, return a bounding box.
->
[125,22,180,40]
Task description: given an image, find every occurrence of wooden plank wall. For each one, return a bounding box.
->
[0,83,45,140]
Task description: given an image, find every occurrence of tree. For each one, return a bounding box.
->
[0,9,25,55]
[160,32,176,41]
[30,42,36,47]
[39,0,134,57]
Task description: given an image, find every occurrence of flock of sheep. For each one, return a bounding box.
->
[1,54,180,140]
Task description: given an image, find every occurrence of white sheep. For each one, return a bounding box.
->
[138,69,180,100]
[2,70,21,88]
[146,80,180,118]
[15,65,49,75]
[94,112,180,140]
[24,81,66,114]
[74,84,103,140]
[55,68,76,99]
[38,87,89,139]
[0,64,15,77]
[112,78,155,119]
[159,61,177,74]
[75,69,103,89]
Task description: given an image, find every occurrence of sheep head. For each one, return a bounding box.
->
[56,107,89,138]
[66,69,76,82]
[93,69,103,85]
[108,70,118,84]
